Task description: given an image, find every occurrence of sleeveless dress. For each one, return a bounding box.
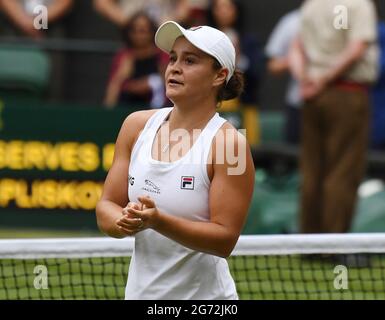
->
[125,107,238,300]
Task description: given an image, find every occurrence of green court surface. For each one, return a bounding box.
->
[1,255,384,300]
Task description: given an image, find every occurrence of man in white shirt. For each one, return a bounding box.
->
[265,9,302,145]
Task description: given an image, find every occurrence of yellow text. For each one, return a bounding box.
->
[0,179,103,210]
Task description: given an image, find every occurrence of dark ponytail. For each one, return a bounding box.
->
[218,70,244,102]
[213,60,244,103]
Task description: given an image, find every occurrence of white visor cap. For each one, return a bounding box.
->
[155,21,236,83]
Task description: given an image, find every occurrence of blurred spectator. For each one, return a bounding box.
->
[0,0,73,39]
[371,20,385,150]
[290,0,378,233]
[186,0,209,26]
[104,12,168,109]
[265,9,302,145]
[207,0,261,109]
[93,0,191,28]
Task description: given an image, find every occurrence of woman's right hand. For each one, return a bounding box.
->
[115,202,145,236]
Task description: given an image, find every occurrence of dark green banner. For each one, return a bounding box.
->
[0,102,136,230]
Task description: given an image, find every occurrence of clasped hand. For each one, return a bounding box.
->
[300,76,329,100]
[116,195,159,236]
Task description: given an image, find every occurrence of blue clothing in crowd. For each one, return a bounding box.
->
[371,22,385,149]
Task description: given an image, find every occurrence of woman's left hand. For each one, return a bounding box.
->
[126,195,161,230]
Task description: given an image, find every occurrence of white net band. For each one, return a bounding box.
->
[1,233,385,259]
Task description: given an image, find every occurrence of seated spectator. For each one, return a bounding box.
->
[0,0,73,39]
[93,0,190,27]
[104,12,168,109]
[186,0,209,26]
[207,0,261,110]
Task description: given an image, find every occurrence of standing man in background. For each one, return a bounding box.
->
[290,0,379,233]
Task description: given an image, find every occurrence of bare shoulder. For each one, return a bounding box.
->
[115,109,160,155]
[218,121,240,135]
[120,109,159,138]
[123,109,159,130]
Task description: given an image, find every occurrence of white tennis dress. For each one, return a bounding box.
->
[125,107,238,300]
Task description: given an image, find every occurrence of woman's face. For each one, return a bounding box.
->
[129,16,153,48]
[212,0,238,29]
[165,37,225,104]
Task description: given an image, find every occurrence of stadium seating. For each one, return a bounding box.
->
[258,111,285,143]
[0,46,51,104]
[243,171,385,234]
[242,170,299,234]
[352,189,385,232]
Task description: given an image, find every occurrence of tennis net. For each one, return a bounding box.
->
[1,234,385,300]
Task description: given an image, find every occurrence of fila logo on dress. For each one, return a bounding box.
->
[181,176,195,190]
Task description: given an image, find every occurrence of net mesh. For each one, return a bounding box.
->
[1,234,385,300]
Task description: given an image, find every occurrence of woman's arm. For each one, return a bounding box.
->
[267,57,290,76]
[0,0,40,37]
[47,0,73,23]
[93,0,127,26]
[96,110,157,237]
[288,36,308,82]
[104,75,124,109]
[124,126,256,257]
[104,54,134,108]
[174,0,191,24]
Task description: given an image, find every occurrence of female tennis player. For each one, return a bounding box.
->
[96,21,255,300]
